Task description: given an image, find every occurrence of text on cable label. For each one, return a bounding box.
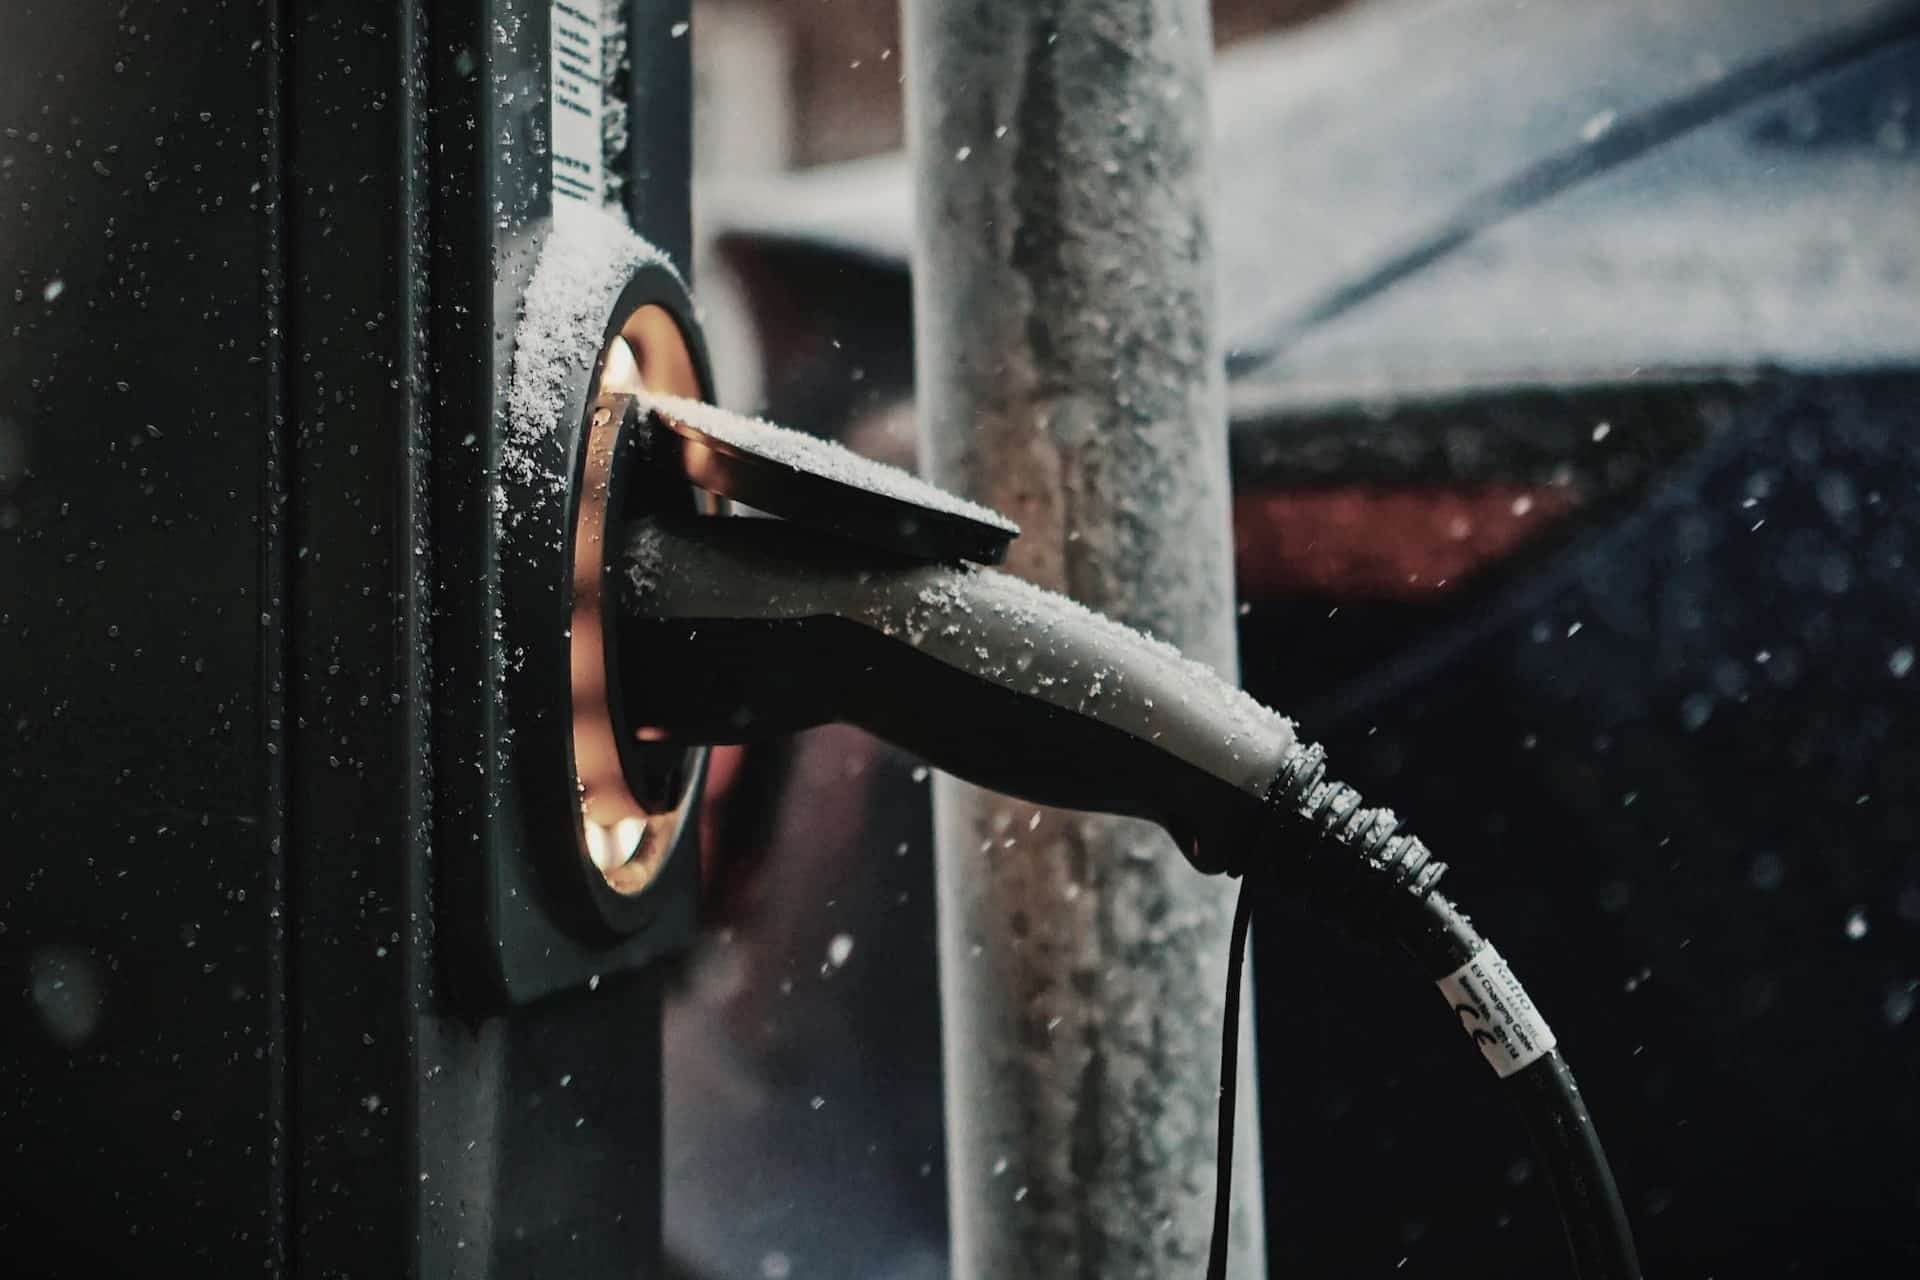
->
[1437,945,1557,1078]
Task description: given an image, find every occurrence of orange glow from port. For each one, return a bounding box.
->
[570,309,703,894]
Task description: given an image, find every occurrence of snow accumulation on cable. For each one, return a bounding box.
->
[626,520,1290,757]
[635,390,1020,536]
[930,560,1294,752]
[505,205,680,516]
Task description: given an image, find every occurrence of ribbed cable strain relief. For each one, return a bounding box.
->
[1265,738,1446,900]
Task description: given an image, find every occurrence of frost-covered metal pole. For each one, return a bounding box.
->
[904,2,1266,1276]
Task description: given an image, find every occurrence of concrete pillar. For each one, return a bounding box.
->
[904,2,1266,1275]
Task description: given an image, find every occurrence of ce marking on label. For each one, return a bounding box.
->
[1454,1001,1500,1049]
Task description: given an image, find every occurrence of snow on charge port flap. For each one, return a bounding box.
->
[505,205,678,515]
[633,390,1020,536]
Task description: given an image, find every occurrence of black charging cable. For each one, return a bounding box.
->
[1205,740,1639,1280]
[1207,878,1256,1280]
[612,500,1640,1280]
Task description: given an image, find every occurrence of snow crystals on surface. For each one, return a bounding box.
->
[635,390,1019,536]
[933,561,1295,751]
[505,205,678,515]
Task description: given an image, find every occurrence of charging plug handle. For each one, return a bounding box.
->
[616,513,1295,874]
[615,511,1640,1280]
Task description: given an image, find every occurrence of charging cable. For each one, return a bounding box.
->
[1206,742,1638,1280]
[602,395,1641,1279]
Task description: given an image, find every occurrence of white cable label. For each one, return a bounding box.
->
[1437,945,1557,1079]
[550,2,606,215]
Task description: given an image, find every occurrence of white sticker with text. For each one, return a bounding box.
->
[1438,945,1557,1078]
[550,2,606,214]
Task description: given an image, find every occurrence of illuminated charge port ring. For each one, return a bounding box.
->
[562,263,715,928]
